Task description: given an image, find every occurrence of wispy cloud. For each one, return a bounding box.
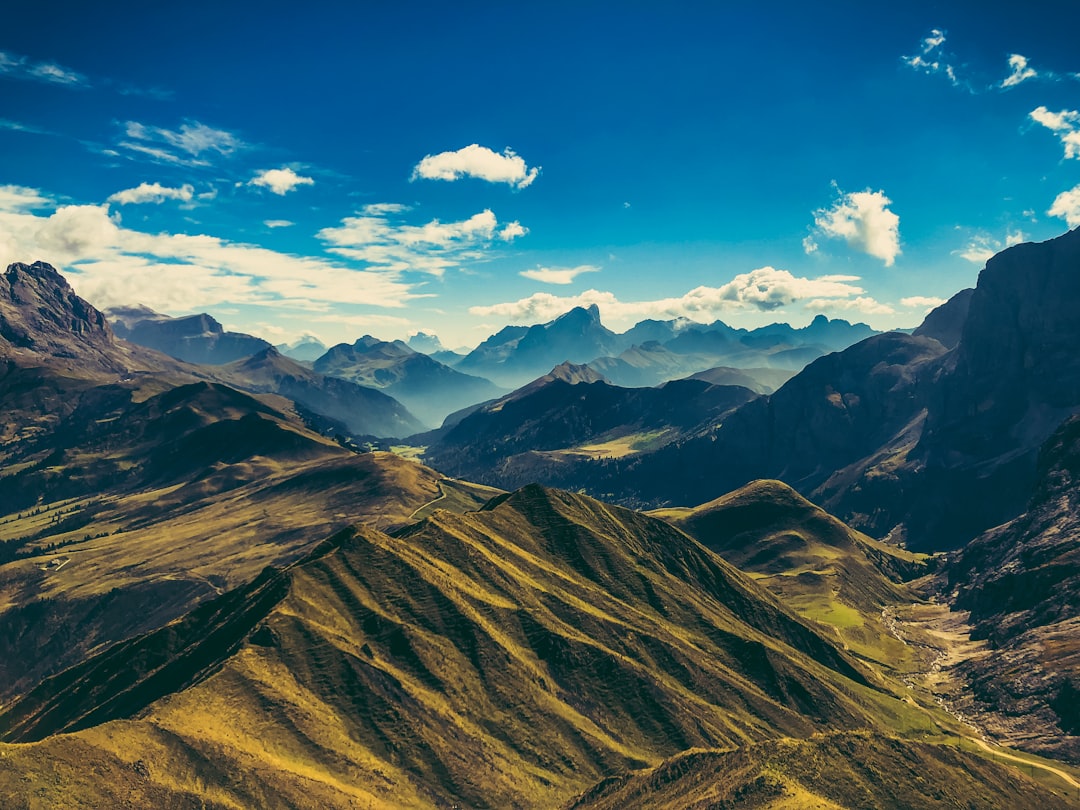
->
[1048,184,1080,227]
[0,184,53,213]
[953,228,1026,264]
[804,296,895,315]
[1029,106,1080,159]
[118,120,244,167]
[1000,54,1037,88]
[107,182,194,205]
[318,206,527,276]
[810,186,901,266]
[248,167,314,195]
[470,267,867,324]
[264,219,295,229]
[519,265,599,285]
[901,29,959,86]
[0,50,87,87]
[900,296,947,311]
[412,144,540,189]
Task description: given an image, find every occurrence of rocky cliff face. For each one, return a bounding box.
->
[0,262,116,362]
[941,414,1080,761]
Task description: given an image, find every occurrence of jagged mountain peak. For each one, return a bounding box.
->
[1,260,116,362]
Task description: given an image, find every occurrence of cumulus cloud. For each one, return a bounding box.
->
[0,200,419,315]
[901,296,947,311]
[318,206,526,276]
[1030,106,1080,159]
[471,267,867,324]
[412,144,540,189]
[1001,54,1037,88]
[0,50,86,86]
[107,182,195,205]
[119,120,244,167]
[901,29,958,86]
[1048,184,1080,227]
[498,221,528,241]
[520,265,599,285]
[248,167,314,195]
[811,187,901,266]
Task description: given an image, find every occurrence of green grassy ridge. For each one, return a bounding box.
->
[0,484,929,808]
[565,731,1079,810]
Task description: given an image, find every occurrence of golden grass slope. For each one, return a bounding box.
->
[565,731,1078,810]
[0,485,941,809]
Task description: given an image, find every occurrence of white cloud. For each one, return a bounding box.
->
[412,144,540,189]
[264,219,294,229]
[498,221,528,241]
[318,207,525,276]
[804,296,895,315]
[0,184,53,213]
[1001,54,1037,88]
[0,201,421,316]
[0,50,87,86]
[471,267,866,324]
[519,265,599,285]
[248,167,314,195]
[1030,106,1080,159]
[901,29,958,86]
[811,187,901,266]
[107,182,195,205]
[1048,184,1080,227]
[900,296,947,311]
[802,236,819,255]
[955,228,1029,264]
[119,120,244,166]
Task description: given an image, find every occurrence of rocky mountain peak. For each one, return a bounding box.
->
[1,260,114,357]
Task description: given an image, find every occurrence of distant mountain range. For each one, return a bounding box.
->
[452,304,878,389]
[3,241,1080,807]
[107,304,273,365]
[312,335,504,428]
[425,228,1080,558]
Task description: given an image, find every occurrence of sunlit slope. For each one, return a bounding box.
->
[565,731,1076,810]
[654,480,927,665]
[0,485,929,809]
[0,379,442,702]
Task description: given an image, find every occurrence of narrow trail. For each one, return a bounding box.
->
[883,603,1080,795]
[408,480,448,521]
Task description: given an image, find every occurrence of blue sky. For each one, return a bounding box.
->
[2,1,1079,349]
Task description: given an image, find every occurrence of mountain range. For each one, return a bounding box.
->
[2,233,1080,809]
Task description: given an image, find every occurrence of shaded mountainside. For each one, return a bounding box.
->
[218,346,425,438]
[107,305,272,365]
[440,228,1080,553]
[312,335,503,428]
[942,413,1080,761]
[566,732,1075,810]
[422,368,758,490]
[0,484,927,809]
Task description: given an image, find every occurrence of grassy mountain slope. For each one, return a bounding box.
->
[0,485,938,808]
[566,731,1076,810]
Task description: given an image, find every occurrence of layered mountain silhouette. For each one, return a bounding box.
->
[312,335,503,428]
[454,305,878,390]
[218,346,425,438]
[107,305,273,365]
[432,229,1080,554]
[275,334,328,363]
